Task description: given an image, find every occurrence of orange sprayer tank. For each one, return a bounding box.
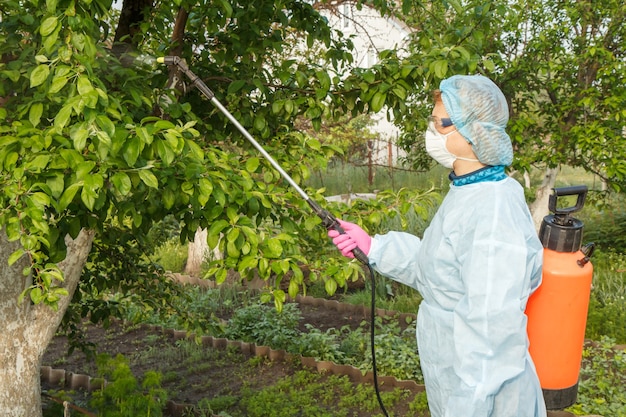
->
[526,186,594,410]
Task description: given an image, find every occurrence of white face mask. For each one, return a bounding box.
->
[424,122,478,169]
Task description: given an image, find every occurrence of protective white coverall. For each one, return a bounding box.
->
[368,176,547,417]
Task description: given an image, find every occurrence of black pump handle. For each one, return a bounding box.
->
[548,185,588,216]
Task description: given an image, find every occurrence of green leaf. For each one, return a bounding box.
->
[75,161,96,179]
[95,131,111,159]
[156,139,175,166]
[324,278,338,296]
[123,137,142,166]
[316,70,331,93]
[54,104,72,129]
[30,65,50,88]
[3,69,21,82]
[370,91,387,113]
[284,99,294,115]
[238,255,258,273]
[40,16,58,37]
[8,249,25,266]
[30,192,51,208]
[264,238,283,258]
[245,157,260,173]
[253,115,266,132]
[162,187,176,209]
[216,0,233,17]
[96,115,115,137]
[226,240,239,257]
[432,59,449,79]
[70,126,89,151]
[71,32,86,51]
[197,178,213,206]
[81,185,96,210]
[208,219,229,240]
[26,154,51,172]
[58,182,82,211]
[138,169,158,188]
[46,0,58,13]
[77,75,93,95]
[273,289,285,312]
[226,206,239,223]
[227,79,246,94]
[272,100,283,114]
[47,174,65,198]
[30,287,44,304]
[226,227,240,243]
[29,103,43,127]
[288,279,299,299]
[111,172,132,195]
[49,75,69,93]
[483,57,495,72]
[136,126,152,144]
[307,138,321,151]
[42,28,59,53]
[304,215,321,231]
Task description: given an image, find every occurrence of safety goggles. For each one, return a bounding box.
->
[428,115,453,128]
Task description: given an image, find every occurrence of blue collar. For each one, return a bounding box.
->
[449,165,507,186]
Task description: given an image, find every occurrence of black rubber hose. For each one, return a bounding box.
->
[367,262,389,417]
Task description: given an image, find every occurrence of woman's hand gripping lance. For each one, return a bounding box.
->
[156,56,369,265]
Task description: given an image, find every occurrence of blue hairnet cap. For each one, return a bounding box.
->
[440,75,513,166]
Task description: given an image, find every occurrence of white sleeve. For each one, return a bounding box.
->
[368,231,423,291]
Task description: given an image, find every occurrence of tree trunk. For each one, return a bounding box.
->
[185,227,207,277]
[528,167,559,231]
[0,229,95,417]
[184,227,222,277]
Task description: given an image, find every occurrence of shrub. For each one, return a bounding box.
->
[224,303,302,350]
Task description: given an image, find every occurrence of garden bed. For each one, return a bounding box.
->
[42,299,426,416]
[42,289,621,416]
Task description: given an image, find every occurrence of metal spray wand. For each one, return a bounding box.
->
[156,56,390,417]
[156,56,369,264]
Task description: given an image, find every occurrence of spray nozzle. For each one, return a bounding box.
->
[156,56,190,72]
[157,56,180,65]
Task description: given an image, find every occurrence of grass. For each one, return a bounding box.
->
[152,238,188,273]
[306,162,451,195]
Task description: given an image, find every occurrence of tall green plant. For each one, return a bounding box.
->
[90,354,167,417]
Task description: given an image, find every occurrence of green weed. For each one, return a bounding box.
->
[90,354,167,417]
[567,338,626,416]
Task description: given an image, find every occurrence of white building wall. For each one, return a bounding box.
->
[317,1,412,166]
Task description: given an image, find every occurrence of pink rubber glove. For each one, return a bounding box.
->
[327,220,371,259]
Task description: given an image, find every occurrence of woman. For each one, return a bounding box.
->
[329,75,547,417]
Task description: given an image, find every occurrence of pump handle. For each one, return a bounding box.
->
[548,186,588,216]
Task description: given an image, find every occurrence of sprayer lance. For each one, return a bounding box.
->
[156,56,369,264]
